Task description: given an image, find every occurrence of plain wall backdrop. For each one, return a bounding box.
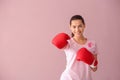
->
[0,0,120,80]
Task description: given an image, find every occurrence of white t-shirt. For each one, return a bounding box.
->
[60,38,98,80]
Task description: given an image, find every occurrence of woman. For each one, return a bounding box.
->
[52,15,98,80]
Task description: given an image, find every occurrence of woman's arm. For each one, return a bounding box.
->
[90,54,98,72]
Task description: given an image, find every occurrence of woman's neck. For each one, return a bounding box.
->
[73,35,86,41]
[73,35,87,44]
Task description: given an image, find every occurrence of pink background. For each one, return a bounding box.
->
[0,0,120,80]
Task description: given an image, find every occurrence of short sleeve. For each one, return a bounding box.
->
[87,40,99,55]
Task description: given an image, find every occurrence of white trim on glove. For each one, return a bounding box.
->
[90,59,97,68]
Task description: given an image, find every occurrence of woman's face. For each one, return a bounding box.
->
[70,19,85,37]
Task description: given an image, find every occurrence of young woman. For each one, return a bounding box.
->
[52,15,98,80]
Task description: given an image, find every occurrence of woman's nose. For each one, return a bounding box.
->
[75,27,79,31]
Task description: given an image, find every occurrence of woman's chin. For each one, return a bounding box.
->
[74,34,82,37]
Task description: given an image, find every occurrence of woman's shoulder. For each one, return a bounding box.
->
[87,39,96,44]
[64,38,75,49]
[86,39,97,47]
[67,38,75,44]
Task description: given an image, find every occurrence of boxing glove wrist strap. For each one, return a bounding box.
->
[90,60,97,68]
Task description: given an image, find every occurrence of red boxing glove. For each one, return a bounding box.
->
[94,59,98,66]
[76,47,98,66]
[52,33,70,49]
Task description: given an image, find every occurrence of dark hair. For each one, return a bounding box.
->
[70,15,85,37]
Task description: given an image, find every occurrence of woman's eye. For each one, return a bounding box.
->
[78,25,82,28]
[73,26,76,28]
